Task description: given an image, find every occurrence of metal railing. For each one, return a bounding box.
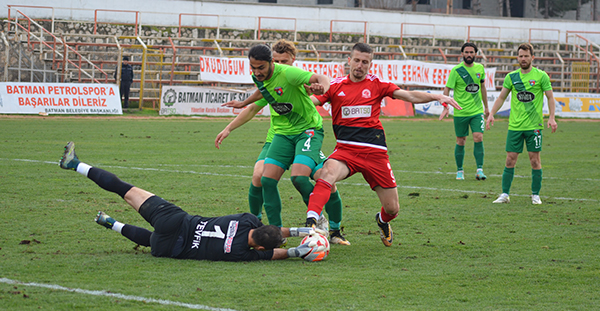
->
[8,9,109,83]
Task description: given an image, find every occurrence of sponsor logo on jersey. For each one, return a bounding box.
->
[275,87,283,96]
[361,89,371,99]
[224,220,239,253]
[338,91,346,96]
[516,91,535,103]
[341,105,372,118]
[271,102,293,115]
[529,80,536,86]
[465,83,480,94]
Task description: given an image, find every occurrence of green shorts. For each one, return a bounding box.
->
[265,128,324,171]
[454,114,485,137]
[506,129,543,153]
[256,142,271,162]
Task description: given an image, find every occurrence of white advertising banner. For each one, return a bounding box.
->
[0,82,122,115]
[370,60,497,91]
[293,61,346,78]
[197,55,497,91]
[199,56,253,84]
[414,91,600,119]
[198,56,346,83]
[159,85,270,116]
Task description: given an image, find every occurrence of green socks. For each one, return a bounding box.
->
[502,167,515,194]
[455,144,465,171]
[248,183,263,220]
[261,176,282,227]
[290,175,314,206]
[474,141,484,169]
[324,190,343,230]
[532,169,542,195]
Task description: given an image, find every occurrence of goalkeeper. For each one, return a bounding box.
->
[59,141,322,261]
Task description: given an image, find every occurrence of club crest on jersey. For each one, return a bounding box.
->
[274,87,283,96]
[529,80,536,86]
[534,129,541,135]
[476,73,481,79]
[362,89,371,99]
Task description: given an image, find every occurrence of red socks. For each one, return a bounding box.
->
[307,179,332,217]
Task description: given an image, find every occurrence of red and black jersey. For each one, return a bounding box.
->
[315,74,399,152]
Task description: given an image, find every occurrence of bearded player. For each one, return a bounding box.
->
[304,43,461,246]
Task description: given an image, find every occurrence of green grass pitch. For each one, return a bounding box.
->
[0,115,598,310]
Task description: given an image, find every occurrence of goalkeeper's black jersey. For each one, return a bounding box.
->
[175,213,273,261]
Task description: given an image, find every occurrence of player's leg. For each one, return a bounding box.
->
[453,116,469,180]
[249,143,269,220]
[525,129,543,204]
[471,114,486,180]
[290,128,324,209]
[362,152,398,247]
[59,142,154,246]
[95,210,152,246]
[306,159,349,225]
[494,131,524,203]
[313,163,347,244]
[374,187,399,247]
[261,135,293,227]
[249,160,265,220]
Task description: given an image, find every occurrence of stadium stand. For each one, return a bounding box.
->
[2,5,599,109]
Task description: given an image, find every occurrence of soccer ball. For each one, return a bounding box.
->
[300,233,330,262]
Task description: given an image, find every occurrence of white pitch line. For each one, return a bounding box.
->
[0,278,237,311]
[3,158,597,202]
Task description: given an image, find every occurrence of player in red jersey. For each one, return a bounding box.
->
[305,43,461,246]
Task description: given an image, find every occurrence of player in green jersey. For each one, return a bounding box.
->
[486,43,558,205]
[222,44,330,229]
[215,41,348,245]
[440,42,490,181]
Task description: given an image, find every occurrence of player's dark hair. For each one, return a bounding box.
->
[351,42,373,55]
[272,39,297,58]
[248,44,273,62]
[461,42,478,53]
[252,225,283,250]
[518,43,534,56]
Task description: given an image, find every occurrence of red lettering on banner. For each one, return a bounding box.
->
[109,88,115,96]
[199,57,246,76]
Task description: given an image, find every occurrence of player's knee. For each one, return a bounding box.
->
[290,175,311,191]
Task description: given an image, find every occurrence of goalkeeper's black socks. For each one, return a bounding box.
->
[87,167,134,199]
[121,224,152,247]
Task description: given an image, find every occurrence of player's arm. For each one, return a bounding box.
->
[307,74,330,95]
[481,84,490,119]
[215,103,262,149]
[392,89,461,111]
[544,89,558,133]
[486,87,510,130]
[439,86,452,120]
[222,90,263,108]
[310,95,323,106]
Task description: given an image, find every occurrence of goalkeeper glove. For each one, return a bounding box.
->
[289,227,314,237]
[287,240,317,259]
[289,227,328,237]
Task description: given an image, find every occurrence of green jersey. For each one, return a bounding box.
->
[502,67,552,131]
[253,63,323,135]
[446,62,485,117]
